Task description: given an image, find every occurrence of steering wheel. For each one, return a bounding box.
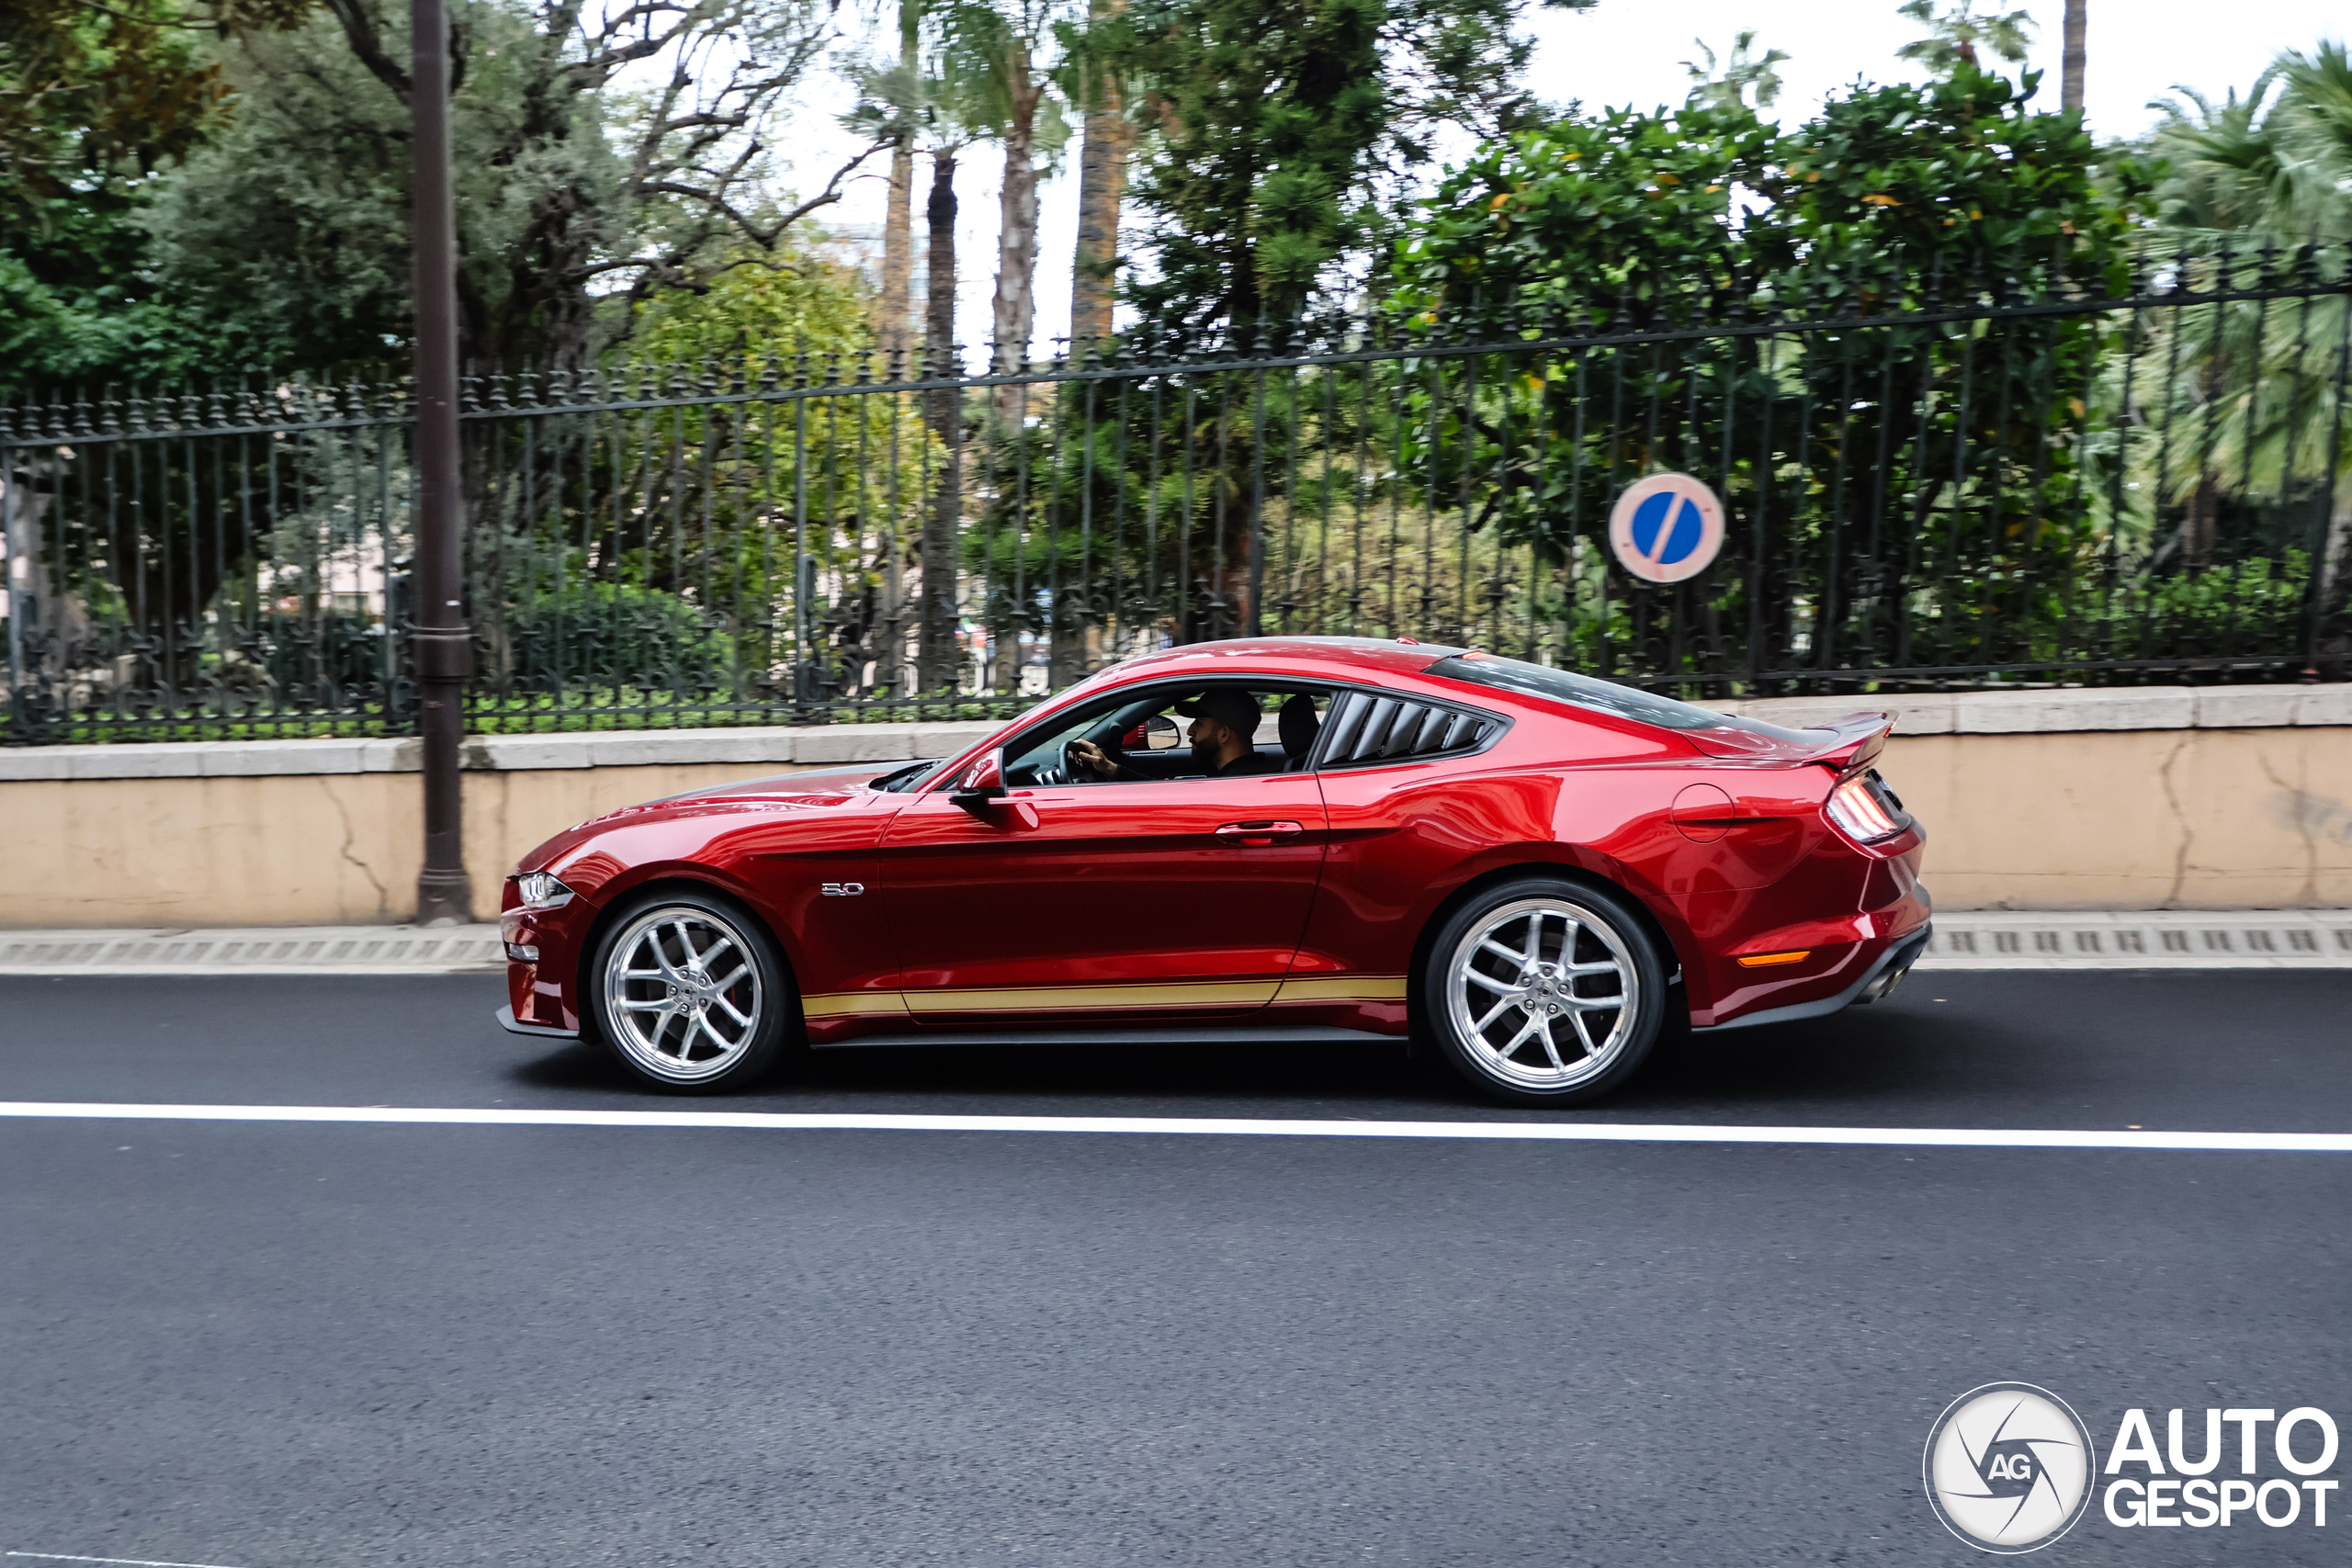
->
[1060,739,1093,784]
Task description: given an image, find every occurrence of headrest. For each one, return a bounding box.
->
[1278,694,1321,758]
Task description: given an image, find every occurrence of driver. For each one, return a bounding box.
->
[1070,689,1277,781]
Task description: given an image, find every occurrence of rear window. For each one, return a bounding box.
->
[1423,654,1815,742]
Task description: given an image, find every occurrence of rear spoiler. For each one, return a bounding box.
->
[1797,713,1895,773]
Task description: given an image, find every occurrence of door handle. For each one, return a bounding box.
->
[1215,819,1305,846]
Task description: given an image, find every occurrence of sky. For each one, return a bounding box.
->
[779,1,2347,360]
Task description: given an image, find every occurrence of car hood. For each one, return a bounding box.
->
[514,762,928,874]
[650,761,922,804]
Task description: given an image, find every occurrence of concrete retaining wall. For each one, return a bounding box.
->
[6,689,2348,926]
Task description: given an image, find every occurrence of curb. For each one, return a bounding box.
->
[3,912,2347,976]
[0,924,503,976]
[1917,909,2352,970]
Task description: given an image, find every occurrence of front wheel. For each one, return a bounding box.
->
[587,889,795,1094]
[1420,877,1668,1107]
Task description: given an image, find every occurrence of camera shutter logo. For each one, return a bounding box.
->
[1608,472,1725,584]
[1924,1382,2096,1553]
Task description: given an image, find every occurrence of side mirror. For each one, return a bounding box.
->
[948,748,1007,808]
[1145,714,1182,752]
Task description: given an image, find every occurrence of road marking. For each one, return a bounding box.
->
[9,1553,252,1568]
[0,1101,2346,1151]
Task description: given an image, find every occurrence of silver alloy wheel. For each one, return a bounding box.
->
[602,905,764,1084]
[1443,896,1640,1090]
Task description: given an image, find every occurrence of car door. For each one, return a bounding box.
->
[876,694,1330,1031]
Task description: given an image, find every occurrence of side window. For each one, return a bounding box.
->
[1315,690,1503,768]
[998,683,1331,786]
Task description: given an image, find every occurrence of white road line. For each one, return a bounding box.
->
[0,1101,2346,1151]
[9,1552,252,1568]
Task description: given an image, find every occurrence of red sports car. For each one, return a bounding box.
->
[496,637,1930,1105]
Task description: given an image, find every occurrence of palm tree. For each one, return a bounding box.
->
[2271,41,2352,240]
[2129,54,2352,616]
[940,0,1071,425]
[1063,0,1134,356]
[2146,76,2294,232]
[1679,30,1789,113]
[845,20,994,691]
[882,1,923,360]
[2061,1,2086,112]
[842,13,926,361]
[1894,0,2031,76]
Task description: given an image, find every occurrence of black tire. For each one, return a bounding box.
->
[1419,874,1668,1107]
[585,886,797,1094]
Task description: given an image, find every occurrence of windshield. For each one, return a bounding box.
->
[1422,654,1816,742]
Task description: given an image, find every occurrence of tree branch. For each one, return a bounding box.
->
[316,0,410,103]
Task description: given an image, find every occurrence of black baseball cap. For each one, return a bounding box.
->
[1172,689,1261,734]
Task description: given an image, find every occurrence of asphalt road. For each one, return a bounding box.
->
[2,971,2347,1567]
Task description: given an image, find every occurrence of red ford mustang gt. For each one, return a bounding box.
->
[495,637,1930,1105]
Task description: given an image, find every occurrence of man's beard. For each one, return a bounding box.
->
[1192,739,1217,766]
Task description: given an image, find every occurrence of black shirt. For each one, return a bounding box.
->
[1103,748,1281,781]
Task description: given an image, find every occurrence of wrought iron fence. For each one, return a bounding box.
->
[4,239,2348,746]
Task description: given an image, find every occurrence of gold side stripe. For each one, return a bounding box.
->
[1272,975,1411,1003]
[811,975,1411,1020]
[802,991,913,1021]
[907,980,1280,1014]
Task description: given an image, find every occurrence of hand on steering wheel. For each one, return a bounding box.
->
[1067,739,1115,780]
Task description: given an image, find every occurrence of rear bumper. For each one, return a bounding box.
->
[494,1004,580,1041]
[1693,921,1932,1033]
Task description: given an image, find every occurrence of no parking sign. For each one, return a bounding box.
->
[1608,472,1724,584]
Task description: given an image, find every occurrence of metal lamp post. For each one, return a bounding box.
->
[411,0,472,924]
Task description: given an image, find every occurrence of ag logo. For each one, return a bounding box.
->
[1924,1382,2096,1553]
[1607,471,1724,584]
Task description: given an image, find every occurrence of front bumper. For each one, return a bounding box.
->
[494,1003,579,1041]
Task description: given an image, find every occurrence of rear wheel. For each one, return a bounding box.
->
[588,889,793,1094]
[1421,877,1668,1106]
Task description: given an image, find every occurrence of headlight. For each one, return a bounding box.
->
[513,871,576,909]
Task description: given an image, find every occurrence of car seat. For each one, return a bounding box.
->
[1278,694,1321,771]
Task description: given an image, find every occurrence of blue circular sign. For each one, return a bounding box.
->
[1609,473,1725,584]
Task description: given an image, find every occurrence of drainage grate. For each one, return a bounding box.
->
[0,925,503,976]
[1918,911,2352,969]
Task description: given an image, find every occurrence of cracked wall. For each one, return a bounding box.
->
[3,761,827,928]
[1881,727,2352,909]
[5,728,2349,926]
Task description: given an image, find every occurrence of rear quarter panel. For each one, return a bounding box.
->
[1294,704,1724,1021]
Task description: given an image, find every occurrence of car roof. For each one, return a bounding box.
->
[1102,636,1467,685]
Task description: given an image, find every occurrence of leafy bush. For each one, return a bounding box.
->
[498,582,736,692]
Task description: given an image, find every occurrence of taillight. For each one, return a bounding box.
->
[1824,771,1904,842]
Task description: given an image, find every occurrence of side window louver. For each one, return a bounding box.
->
[1318,692,1499,767]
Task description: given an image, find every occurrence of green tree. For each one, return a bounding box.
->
[938,0,1072,420]
[1388,65,2140,675]
[0,0,308,391]
[1894,0,2031,78]
[2145,78,2294,234]
[843,13,1001,689]
[1679,30,1788,115]
[137,0,870,376]
[2136,45,2352,602]
[472,251,952,711]
[1061,0,1135,352]
[1114,0,1595,337]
